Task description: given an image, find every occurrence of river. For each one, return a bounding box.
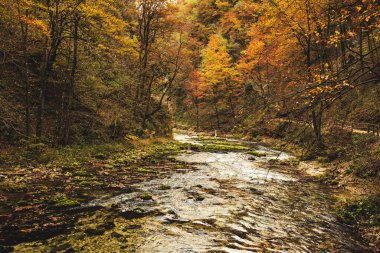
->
[13,133,371,252]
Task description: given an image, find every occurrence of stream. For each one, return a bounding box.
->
[87,133,369,252]
[13,133,371,252]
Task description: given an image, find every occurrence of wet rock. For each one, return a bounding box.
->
[160,214,189,224]
[76,233,86,240]
[122,224,141,231]
[249,187,264,195]
[268,159,279,164]
[195,196,205,201]
[159,184,171,190]
[66,205,103,214]
[119,208,153,219]
[190,145,201,151]
[139,192,153,200]
[84,227,106,236]
[99,221,115,230]
[0,223,70,246]
[111,231,124,238]
[122,186,136,193]
[51,243,72,252]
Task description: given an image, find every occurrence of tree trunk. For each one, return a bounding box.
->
[36,0,63,138]
[36,56,49,138]
[62,15,80,145]
[311,106,323,147]
[213,100,221,130]
[20,10,31,138]
[195,100,200,131]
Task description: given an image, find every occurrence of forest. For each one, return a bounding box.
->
[0,0,379,252]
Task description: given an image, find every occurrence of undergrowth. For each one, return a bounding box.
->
[336,193,380,226]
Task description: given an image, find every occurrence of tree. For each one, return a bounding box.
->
[200,33,238,128]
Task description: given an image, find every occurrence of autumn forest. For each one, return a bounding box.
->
[0,0,380,252]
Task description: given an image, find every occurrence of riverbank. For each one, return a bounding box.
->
[1,130,378,252]
[8,132,372,252]
[0,137,188,252]
[228,122,380,251]
[177,128,380,250]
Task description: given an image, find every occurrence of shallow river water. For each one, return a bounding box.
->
[13,134,370,253]
[86,133,369,253]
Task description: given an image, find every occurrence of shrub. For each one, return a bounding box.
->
[336,193,380,226]
[349,156,380,178]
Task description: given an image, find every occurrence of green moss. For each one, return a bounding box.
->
[167,155,177,162]
[201,144,249,151]
[277,159,300,166]
[212,141,238,145]
[194,136,222,141]
[139,192,153,200]
[50,193,80,207]
[247,150,267,157]
[159,184,171,190]
[114,158,127,165]
[103,164,114,169]
[132,167,157,173]
[62,162,81,170]
[180,141,249,152]
[72,170,88,176]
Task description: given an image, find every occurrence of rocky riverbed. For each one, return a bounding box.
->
[7,133,372,252]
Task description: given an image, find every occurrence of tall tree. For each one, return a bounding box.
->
[200,33,238,128]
